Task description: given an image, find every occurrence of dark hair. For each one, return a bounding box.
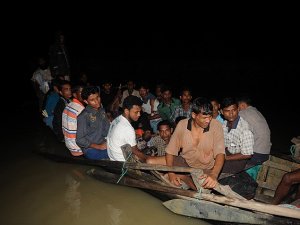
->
[51,78,62,89]
[71,84,85,94]
[192,97,213,115]
[81,86,99,100]
[221,97,237,109]
[57,80,71,91]
[236,95,252,106]
[157,119,172,131]
[55,30,64,42]
[161,85,172,94]
[123,95,143,110]
[209,97,220,104]
[179,87,192,96]
[138,83,150,90]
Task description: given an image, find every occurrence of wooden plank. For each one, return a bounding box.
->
[256,181,277,191]
[124,162,200,173]
[163,199,288,225]
[263,161,292,172]
[254,194,273,204]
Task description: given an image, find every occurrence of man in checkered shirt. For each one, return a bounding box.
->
[220,97,254,174]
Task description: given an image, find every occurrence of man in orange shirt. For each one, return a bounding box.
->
[147,97,225,190]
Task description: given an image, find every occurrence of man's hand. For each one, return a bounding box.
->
[199,173,218,189]
[168,172,182,187]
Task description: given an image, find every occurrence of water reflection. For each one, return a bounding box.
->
[64,173,81,218]
[107,204,122,225]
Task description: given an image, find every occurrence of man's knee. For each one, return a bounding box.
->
[146,156,156,164]
[282,173,293,185]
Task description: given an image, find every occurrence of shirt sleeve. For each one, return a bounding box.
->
[76,113,90,148]
[165,121,182,156]
[241,129,254,155]
[213,121,225,158]
[124,127,137,147]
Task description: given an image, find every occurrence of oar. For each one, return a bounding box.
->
[87,168,300,220]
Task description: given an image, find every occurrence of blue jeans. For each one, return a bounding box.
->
[83,148,109,160]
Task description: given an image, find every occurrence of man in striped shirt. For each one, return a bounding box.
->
[62,85,85,156]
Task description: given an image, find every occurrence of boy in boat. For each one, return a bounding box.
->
[76,86,110,160]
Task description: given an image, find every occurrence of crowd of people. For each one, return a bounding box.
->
[30,31,300,206]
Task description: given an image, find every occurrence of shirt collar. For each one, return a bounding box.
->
[226,115,240,129]
[187,118,210,133]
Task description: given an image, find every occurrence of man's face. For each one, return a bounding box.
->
[127,81,134,90]
[73,87,83,103]
[158,125,172,143]
[128,105,142,122]
[211,100,220,115]
[60,84,72,99]
[222,104,238,122]
[139,87,148,98]
[180,90,192,104]
[238,102,247,111]
[102,83,112,92]
[162,90,172,102]
[85,93,101,110]
[192,112,212,129]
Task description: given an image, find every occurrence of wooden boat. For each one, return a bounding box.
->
[87,167,300,225]
[37,138,300,224]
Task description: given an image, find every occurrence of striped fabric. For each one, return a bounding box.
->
[62,99,85,155]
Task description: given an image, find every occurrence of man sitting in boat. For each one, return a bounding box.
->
[62,84,85,156]
[147,120,173,156]
[237,96,271,166]
[147,97,225,190]
[76,86,111,160]
[107,95,148,162]
[220,97,254,174]
[272,168,300,205]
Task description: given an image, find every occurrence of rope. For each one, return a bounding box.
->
[290,145,296,157]
[117,151,133,183]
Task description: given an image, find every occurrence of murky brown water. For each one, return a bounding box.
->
[0,153,212,225]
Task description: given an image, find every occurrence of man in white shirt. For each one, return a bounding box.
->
[107,95,147,162]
